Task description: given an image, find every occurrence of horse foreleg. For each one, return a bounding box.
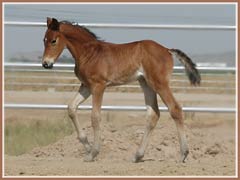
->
[84,84,105,162]
[68,84,91,153]
[133,76,160,163]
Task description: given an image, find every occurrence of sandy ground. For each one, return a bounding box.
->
[4,91,236,177]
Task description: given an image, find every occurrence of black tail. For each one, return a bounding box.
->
[169,48,201,86]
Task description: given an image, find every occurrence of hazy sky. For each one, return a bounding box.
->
[4,3,236,59]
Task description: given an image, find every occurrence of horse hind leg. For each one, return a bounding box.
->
[68,84,92,153]
[133,76,160,163]
[157,83,189,162]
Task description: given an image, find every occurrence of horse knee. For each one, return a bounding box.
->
[68,105,76,119]
[170,104,183,122]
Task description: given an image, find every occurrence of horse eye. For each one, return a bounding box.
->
[51,39,57,45]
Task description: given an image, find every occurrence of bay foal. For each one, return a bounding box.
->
[42,18,201,162]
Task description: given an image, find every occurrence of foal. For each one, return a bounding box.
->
[42,18,201,162]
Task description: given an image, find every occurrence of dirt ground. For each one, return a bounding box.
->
[4,91,236,177]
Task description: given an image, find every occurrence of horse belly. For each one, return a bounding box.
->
[107,68,144,86]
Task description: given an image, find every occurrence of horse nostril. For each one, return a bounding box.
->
[48,63,53,69]
[42,62,48,68]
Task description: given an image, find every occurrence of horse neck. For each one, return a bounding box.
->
[60,24,97,62]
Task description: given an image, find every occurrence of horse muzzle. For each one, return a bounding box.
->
[42,61,54,69]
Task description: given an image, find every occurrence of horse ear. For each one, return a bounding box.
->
[47,17,59,31]
[47,17,52,28]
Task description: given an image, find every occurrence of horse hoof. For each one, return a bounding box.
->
[84,149,99,162]
[181,149,189,163]
[132,153,144,163]
[78,137,92,153]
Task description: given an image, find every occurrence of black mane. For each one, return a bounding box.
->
[60,20,100,40]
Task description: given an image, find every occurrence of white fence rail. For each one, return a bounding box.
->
[4,63,236,73]
[5,21,236,31]
[4,104,236,113]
